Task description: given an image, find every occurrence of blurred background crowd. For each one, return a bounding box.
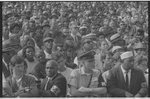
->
[2,1,148,97]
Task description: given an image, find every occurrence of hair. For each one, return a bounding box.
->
[22,45,35,58]
[20,35,35,47]
[52,51,66,61]
[46,59,58,68]
[10,55,27,69]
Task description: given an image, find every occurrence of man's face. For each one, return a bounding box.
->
[46,61,58,77]
[122,57,134,70]
[12,62,25,76]
[83,59,95,70]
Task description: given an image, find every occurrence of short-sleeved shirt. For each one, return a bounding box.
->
[69,67,100,89]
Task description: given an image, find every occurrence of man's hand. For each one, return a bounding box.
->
[78,87,91,93]
[125,91,133,97]
[134,93,141,97]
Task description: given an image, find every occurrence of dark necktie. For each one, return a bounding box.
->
[125,71,129,90]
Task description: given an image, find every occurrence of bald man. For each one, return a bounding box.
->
[40,60,67,97]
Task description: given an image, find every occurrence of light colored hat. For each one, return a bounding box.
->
[134,42,146,50]
[112,46,122,53]
[120,51,133,60]
[110,33,120,41]
[79,26,87,30]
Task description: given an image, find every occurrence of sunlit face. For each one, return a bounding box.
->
[101,41,108,50]
[46,61,58,77]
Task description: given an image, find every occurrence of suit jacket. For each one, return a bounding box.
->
[40,73,67,97]
[2,61,10,79]
[107,65,147,97]
[6,75,39,97]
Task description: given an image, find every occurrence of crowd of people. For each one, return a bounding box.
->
[2,1,148,97]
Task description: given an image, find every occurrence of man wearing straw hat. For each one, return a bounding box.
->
[107,51,147,97]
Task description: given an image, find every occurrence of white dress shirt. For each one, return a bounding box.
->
[121,65,131,86]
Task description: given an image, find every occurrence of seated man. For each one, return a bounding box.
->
[5,55,39,97]
[69,50,107,97]
[39,60,67,97]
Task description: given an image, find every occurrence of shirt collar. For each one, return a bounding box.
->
[80,67,93,75]
[121,65,131,74]
[46,73,58,80]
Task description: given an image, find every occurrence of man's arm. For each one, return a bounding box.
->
[135,71,148,97]
[107,69,131,97]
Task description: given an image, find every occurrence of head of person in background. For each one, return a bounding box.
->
[78,50,96,72]
[52,52,67,72]
[81,38,94,52]
[103,52,114,72]
[103,18,109,27]
[9,55,27,78]
[79,26,88,36]
[62,27,70,37]
[20,35,35,48]
[70,24,79,36]
[100,39,109,53]
[9,23,21,35]
[134,42,146,56]
[43,36,54,54]
[120,51,134,71]
[2,40,18,64]
[135,55,148,73]
[22,45,35,62]
[90,24,99,34]
[136,29,145,42]
[42,20,50,33]
[35,50,46,63]
[110,33,126,47]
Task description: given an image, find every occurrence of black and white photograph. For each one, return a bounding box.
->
[2,1,149,97]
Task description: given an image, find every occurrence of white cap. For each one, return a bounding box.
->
[79,26,87,30]
[110,33,120,41]
[120,51,133,60]
[112,46,122,53]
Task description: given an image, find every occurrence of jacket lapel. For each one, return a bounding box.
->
[118,66,126,89]
[129,69,135,91]
[41,78,48,90]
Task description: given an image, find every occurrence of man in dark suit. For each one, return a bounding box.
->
[40,60,67,97]
[107,51,147,97]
